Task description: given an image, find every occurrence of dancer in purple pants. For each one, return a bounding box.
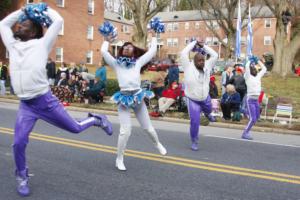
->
[180,39,218,151]
[0,4,113,197]
[242,58,267,140]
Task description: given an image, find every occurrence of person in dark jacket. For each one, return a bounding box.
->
[228,67,247,100]
[221,84,241,121]
[0,62,8,95]
[166,58,179,86]
[86,77,105,103]
[46,58,56,86]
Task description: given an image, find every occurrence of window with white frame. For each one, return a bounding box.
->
[205,37,213,46]
[173,38,178,47]
[87,25,94,40]
[121,25,129,33]
[206,20,219,30]
[26,0,34,4]
[58,22,64,35]
[86,51,93,64]
[56,0,65,7]
[167,38,173,47]
[195,22,200,29]
[88,0,95,15]
[167,23,173,32]
[185,22,189,30]
[241,36,246,46]
[265,18,271,28]
[56,47,63,62]
[185,37,190,45]
[264,36,272,45]
[173,23,179,31]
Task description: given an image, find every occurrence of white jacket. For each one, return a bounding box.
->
[180,41,218,101]
[0,8,63,100]
[244,61,267,97]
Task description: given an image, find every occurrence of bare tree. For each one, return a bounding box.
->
[194,0,262,59]
[124,0,171,48]
[264,0,300,77]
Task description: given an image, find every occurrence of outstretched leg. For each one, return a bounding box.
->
[134,102,167,155]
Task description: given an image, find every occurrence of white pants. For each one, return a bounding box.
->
[117,101,161,161]
[0,80,6,95]
[158,97,175,113]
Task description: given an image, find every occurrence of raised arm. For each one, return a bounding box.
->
[257,60,267,79]
[43,8,63,53]
[244,61,251,80]
[180,40,197,68]
[136,37,157,69]
[203,45,218,72]
[0,9,23,49]
[100,41,117,69]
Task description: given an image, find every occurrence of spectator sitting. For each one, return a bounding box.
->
[221,84,241,121]
[56,72,68,86]
[81,71,95,88]
[209,75,218,99]
[68,74,80,101]
[150,81,181,117]
[86,77,105,104]
[55,62,69,84]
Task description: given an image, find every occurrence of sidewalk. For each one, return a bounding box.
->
[0,96,299,135]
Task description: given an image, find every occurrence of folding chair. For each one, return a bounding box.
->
[272,103,293,125]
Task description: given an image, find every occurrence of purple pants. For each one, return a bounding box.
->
[243,97,260,136]
[187,96,212,143]
[14,91,96,171]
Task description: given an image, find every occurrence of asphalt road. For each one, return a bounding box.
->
[0,102,300,200]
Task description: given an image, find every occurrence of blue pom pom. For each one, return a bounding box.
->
[148,17,165,33]
[19,3,52,28]
[98,21,117,38]
[249,56,259,65]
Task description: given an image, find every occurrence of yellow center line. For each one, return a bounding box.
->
[1,127,300,185]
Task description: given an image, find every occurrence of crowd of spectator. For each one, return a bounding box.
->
[46,58,107,104]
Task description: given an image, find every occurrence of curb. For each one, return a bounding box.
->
[0,97,299,136]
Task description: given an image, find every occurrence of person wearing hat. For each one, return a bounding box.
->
[242,58,267,140]
[228,66,247,101]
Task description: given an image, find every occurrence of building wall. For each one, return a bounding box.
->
[0,2,277,64]
[0,0,105,67]
[158,18,276,60]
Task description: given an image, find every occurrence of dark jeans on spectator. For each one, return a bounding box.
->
[221,103,240,120]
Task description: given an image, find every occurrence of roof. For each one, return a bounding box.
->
[104,11,134,25]
[155,6,274,22]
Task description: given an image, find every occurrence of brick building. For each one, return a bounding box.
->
[156,7,276,60]
[0,2,276,64]
[0,0,106,66]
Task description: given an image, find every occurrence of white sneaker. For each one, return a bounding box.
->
[115,158,126,171]
[156,143,167,155]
